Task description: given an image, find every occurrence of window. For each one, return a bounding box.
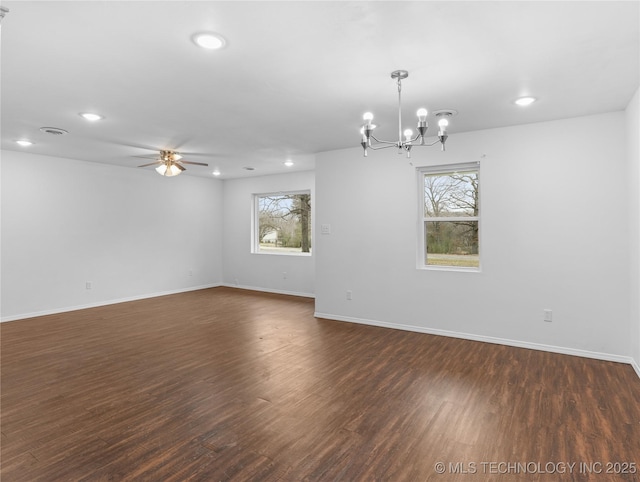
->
[418,162,480,269]
[253,191,312,255]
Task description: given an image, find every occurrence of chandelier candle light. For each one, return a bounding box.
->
[360,70,453,158]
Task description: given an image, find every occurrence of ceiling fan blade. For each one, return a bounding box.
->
[171,138,192,151]
[109,141,163,152]
[180,161,209,166]
[175,163,186,171]
[175,151,215,157]
[133,154,160,160]
[138,161,162,168]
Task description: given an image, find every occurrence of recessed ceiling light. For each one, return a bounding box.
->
[515,96,537,106]
[16,139,33,147]
[212,169,221,176]
[192,32,226,50]
[284,160,294,167]
[79,112,104,121]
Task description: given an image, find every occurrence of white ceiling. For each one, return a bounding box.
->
[1,1,638,179]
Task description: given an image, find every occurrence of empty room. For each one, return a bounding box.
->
[1,1,639,481]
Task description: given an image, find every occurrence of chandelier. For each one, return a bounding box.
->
[360,70,453,158]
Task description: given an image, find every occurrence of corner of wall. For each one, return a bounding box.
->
[626,86,640,376]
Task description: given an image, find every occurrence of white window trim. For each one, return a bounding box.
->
[416,161,481,272]
[252,190,312,256]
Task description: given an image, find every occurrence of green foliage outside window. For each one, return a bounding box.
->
[423,167,479,268]
[257,193,311,254]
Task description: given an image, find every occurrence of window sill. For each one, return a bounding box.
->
[252,251,312,257]
[418,265,481,273]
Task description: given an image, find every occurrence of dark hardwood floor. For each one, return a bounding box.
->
[1,287,639,481]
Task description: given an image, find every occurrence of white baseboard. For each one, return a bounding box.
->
[4,289,637,381]
[221,283,315,299]
[0,283,223,323]
[314,311,639,375]
[632,358,640,379]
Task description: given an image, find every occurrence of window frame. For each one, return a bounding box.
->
[252,189,312,256]
[417,162,481,271]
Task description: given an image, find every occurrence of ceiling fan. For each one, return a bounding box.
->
[137,149,208,177]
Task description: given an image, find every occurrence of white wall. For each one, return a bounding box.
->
[1,150,223,320]
[315,112,632,361]
[222,170,315,297]
[627,87,640,374]
[1,108,637,370]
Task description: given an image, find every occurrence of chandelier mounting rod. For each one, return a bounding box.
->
[392,70,408,145]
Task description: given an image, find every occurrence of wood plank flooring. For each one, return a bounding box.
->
[1,287,639,481]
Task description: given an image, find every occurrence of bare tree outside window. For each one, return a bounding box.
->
[255,192,311,254]
[420,164,480,268]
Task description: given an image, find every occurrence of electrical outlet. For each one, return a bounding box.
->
[189,270,193,277]
[346,290,352,300]
[543,309,553,322]
[283,272,287,279]
[86,281,92,290]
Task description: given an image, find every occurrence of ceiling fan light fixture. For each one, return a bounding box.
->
[16,139,34,147]
[192,32,226,50]
[138,149,207,176]
[156,163,182,177]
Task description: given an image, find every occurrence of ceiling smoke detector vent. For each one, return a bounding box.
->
[433,109,458,118]
[40,127,69,136]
